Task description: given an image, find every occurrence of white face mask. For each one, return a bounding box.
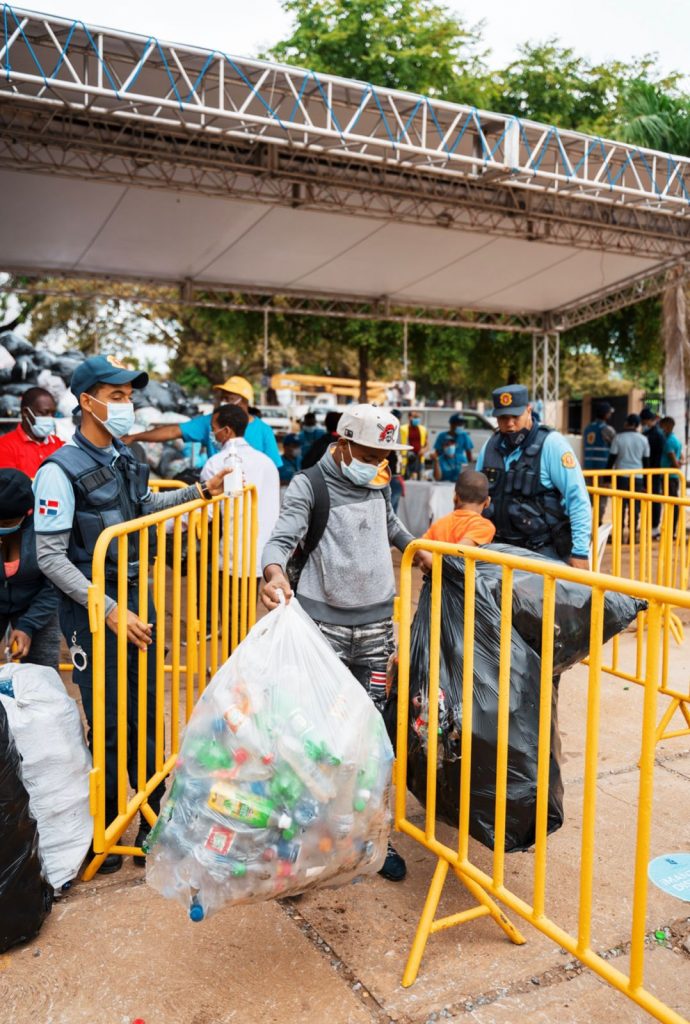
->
[89,396,135,438]
[341,443,383,487]
[25,407,56,439]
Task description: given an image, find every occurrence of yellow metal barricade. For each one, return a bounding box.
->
[57,480,185,675]
[584,467,686,498]
[82,485,258,878]
[396,541,689,1024]
[149,479,187,492]
[587,483,690,744]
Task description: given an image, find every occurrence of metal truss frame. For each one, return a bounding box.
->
[1,103,688,263]
[2,4,690,218]
[532,331,560,417]
[0,271,543,332]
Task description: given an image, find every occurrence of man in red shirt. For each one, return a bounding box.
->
[0,387,63,476]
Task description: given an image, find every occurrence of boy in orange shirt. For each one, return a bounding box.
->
[424,469,496,546]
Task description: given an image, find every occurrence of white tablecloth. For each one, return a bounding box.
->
[396,480,455,537]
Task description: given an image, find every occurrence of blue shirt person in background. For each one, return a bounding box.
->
[297,411,326,455]
[476,384,591,568]
[279,433,302,484]
[433,413,474,464]
[660,416,684,534]
[431,434,466,482]
[660,416,683,470]
[122,374,282,469]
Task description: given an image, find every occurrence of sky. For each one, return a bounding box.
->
[22,0,690,83]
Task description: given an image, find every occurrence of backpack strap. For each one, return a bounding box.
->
[299,464,330,559]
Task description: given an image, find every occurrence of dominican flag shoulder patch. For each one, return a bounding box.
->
[39,498,59,517]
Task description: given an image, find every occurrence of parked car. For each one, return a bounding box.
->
[417,407,496,454]
[255,405,292,436]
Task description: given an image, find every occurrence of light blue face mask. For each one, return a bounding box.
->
[90,397,136,438]
[26,408,56,439]
[341,443,380,487]
[0,520,23,535]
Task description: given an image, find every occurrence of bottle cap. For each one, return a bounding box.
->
[189,903,204,922]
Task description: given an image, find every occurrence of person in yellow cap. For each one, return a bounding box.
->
[122,375,282,468]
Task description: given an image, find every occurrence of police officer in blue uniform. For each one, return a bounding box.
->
[476,385,592,569]
[33,355,228,874]
[583,403,616,471]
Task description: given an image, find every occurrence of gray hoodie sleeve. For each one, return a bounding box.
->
[142,484,200,511]
[261,474,314,573]
[385,489,415,550]
[35,531,117,617]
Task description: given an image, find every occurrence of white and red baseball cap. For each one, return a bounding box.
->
[337,404,412,451]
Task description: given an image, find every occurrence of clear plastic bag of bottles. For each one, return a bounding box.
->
[145,598,394,921]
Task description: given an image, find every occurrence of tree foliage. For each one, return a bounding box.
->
[268,0,489,104]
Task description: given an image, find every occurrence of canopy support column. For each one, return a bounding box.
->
[532,328,560,428]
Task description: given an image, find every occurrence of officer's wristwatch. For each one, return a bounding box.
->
[197,481,212,501]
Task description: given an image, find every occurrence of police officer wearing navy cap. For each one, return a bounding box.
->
[476,384,591,568]
[33,355,228,874]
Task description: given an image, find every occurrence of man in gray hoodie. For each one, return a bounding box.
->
[262,404,431,882]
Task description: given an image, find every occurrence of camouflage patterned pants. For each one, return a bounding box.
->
[315,618,395,713]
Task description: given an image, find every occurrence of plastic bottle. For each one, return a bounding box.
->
[191,738,234,774]
[277,734,336,803]
[207,780,293,831]
[293,797,320,827]
[269,765,304,808]
[329,762,357,838]
[223,439,244,497]
[223,704,271,765]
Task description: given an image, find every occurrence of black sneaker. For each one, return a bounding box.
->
[89,849,122,875]
[378,841,407,882]
[133,819,152,867]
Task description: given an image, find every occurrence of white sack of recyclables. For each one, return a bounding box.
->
[0,663,92,890]
[0,343,15,370]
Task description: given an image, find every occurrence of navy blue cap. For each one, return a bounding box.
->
[449,413,466,425]
[70,355,148,400]
[491,384,530,418]
[283,433,301,446]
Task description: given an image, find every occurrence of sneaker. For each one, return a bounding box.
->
[88,848,122,875]
[651,527,661,539]
[378,841,407,882]
[133,819,152,867]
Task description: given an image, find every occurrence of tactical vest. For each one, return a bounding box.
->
[482,424,572,556]
[583,420,610,470]
[44,435,151,580]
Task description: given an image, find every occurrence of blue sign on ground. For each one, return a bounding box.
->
[648,853,690,901]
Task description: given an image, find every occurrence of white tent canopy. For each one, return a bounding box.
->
[1,5,689,399]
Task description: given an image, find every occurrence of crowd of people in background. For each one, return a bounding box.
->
[0,360,686,878]
[583,402,684,537]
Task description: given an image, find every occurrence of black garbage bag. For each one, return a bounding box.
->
[404,547,647,852]
[11,355,38,383]
[1,382,34,396]
[0,367,13,386]
[32,349,57,370]
[469,545,647,675]
[0,393,21,416]
[0,703,52,952]
[140,381,178,412]
[0,331,34,357]
[50,356,84,383]
[406,556,564,852]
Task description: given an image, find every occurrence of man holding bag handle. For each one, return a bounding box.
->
[261,404,432,882]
